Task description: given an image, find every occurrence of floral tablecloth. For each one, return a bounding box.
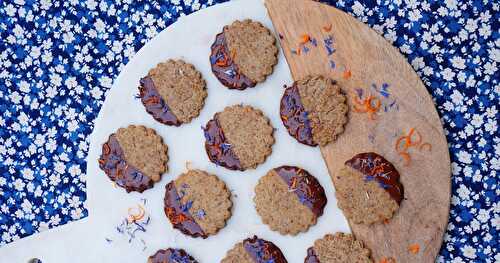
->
[0,0,498,262]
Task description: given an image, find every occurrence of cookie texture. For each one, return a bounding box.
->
[254,166,327,235]
[210,19,278,90]
[332,152,404,225]
[164,170,232,238]
[139,59,207,125]
[98,125,167,192]
[148,248,198,263]
[281,75,348,146]
[304,233,372,263]
[221,236,287,263]
[203,105,274,170]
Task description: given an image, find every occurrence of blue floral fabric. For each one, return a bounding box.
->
[0,0,497,262]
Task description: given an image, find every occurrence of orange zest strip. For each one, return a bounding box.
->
[379,257,396,263]
[323,24,332,32]
[128,205,145,223]
[408,243,420,254]
[420,142,432,152]
[352,94,380,119]
[299,34,310,44]
[395,136,410,153]
[407,128,422,146]
[343,70,352,79]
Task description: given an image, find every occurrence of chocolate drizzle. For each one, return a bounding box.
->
[164,182,207,238]
[274,166,327,217]
[209,31,255,90]
[139,76,182,126]
[98,134,153,193]
[345,152,404,204]
[202,116,243,171]
[304,247,320,263]
[243,235,288,263]
[148,248,198,263]
[280,84,316,146]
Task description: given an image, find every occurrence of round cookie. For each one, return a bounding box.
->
[98,125,167,193]
[148,248,198,263]
[164,169,232,238]
[221,235,287,263]
[280,75,348,146]
[254,166,327,235]
[304,233,372,263]
[139,59,207,126]
[210,19,278,90]
[203,105,274,171]
[332,152,404,225]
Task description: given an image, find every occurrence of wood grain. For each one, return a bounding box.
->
[265,0,451,262]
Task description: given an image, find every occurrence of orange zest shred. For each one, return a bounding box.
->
[419,142,432,152]
[127,204,145,223]
[352,93,380,119]
[399,151,411,166]
[323,24,332,32]
[300,34,311,44]
[343,70,352,79]
[407,128,422,146]
[408,243,420,254]
[379,257,396,263]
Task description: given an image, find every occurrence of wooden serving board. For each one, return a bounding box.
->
[265,0,451,262]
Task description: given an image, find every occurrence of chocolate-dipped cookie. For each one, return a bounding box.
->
[221,235,288,263]
[280,75,348,146]
[254,166,327,235]
[98,125,167,193]
[164,169,232,238]
[148,248,198,263]
[304,233,372,263]
[332,152,404,225]
[203,105,274,171]
[139,59,207,126]
[210,19,278,90]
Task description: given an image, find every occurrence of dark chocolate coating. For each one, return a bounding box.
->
[280,83,316,146]
[274,166,327,217]
[98,134,153,193]
[148,248,198,263]
[164,181,207,238]
[203,116,243,171]
[209,31,255,90]
[345,152,404,204]
[243,235,288,263]
[304,247,321,263]
[139,76,182,126]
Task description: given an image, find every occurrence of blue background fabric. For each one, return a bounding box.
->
[0,0,498,261]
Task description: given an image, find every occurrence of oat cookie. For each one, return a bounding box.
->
[210,19,278,90]
[203,105,274,171]
[254,166,327,235]
[332,152,404,225]
[304,233,372,263]
[148,248,198,263]
[280,75,348,146]
[139,59,207,126]
[221,235,287,263]
[98,125,167,192]
[164,169,232,238]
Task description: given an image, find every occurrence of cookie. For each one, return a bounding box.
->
[332,152,404,225]
[148,248,198,263]
[210,19,278,90]
[280,75,348,146]
[164,169,232,238]
[254,166,327,235]
[98,125,167,192]
[221,235,287,263]
[139,59,207,126]
[304,233,372,263]
[203,105,274,171]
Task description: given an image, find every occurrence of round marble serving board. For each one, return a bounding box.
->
[265,0,451,262]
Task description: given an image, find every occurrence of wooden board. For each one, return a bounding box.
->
[265,0,451,262]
